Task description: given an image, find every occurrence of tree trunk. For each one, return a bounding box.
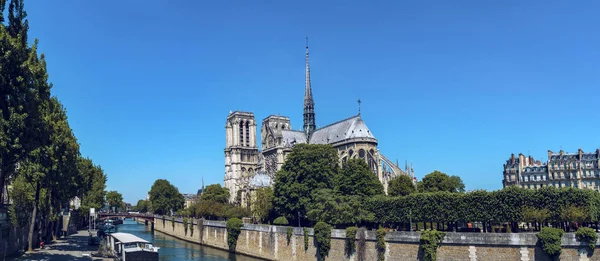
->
[53,202,61,240]
[28,181,41,252]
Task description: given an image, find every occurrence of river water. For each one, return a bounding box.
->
[115,219,261,261]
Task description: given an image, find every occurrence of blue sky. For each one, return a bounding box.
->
[24,1,600,203]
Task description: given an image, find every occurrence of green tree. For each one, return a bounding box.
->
[106,191,124,212]
[0,0,31,203]
[337,159,384,197]
[78,158,107,218]
[273,144,339,225]
[418,171,465,193]
[200,184,230,204]
[387,175,416,196]
[149,179,184,215]
[306,189,374,227]
[252,187,273,223]
[136,199,150,213]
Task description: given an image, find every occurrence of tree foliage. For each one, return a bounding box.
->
[200,184,230,204]
[149,179,184,215]
[106,191,124,212]
[575,227,598,250]
[337,159,384,197]
[136,199,150,213]
[419,230,446,261]
[306,189,374,227]
[252,187,273,223]
[537,227,564,256]
[273,216,289,226]
[388,175,416,196]
[226,218,243,252]
[273,144,339,224]
[314,222,332,261]
[0,2,107,251]
[418,171,465,193]
[368,186,600,226]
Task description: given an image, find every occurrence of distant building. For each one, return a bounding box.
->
[224,41,413,205]
[182,194,198,209]
[503,149,600,190]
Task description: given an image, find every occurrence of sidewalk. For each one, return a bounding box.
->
[8,230,112,261]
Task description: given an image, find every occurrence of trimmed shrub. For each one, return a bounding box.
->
[226,218,244,252]
[345,226,358,257]
[314,222,332,261]
[376,228,386,261]
[576,227,598,250]
[273,216,289,226]
[419,230,446,261]
[537,227,564,257]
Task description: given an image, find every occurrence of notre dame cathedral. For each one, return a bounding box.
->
[224,41,414,205]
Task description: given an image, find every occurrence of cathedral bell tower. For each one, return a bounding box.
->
[303,37,316,140]
[224,111,259,203]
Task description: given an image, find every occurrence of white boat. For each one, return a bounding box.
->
[105,232,159,261]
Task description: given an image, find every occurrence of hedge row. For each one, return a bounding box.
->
[368,186,600,224]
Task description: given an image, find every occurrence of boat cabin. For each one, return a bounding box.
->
[106,232,159,261]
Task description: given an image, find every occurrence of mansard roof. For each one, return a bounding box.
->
[309,115,377,145]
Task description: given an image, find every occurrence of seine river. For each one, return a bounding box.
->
[115,219,261,261]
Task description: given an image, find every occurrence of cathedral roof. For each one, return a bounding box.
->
[309,115,376,145]
[281,130,307,147]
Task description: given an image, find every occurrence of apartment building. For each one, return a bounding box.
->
[503,149,600,190]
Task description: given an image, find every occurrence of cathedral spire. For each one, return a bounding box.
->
[303,37,316,139]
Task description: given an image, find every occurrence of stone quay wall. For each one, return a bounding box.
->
[153,217,600,261]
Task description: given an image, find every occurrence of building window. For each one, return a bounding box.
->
[239,121,244,146]
[245,121,250,147]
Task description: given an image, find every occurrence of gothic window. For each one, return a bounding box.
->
[239,121,244,146]
[348,150,354,158]
[359,149,365,158]
[245,121,250,147]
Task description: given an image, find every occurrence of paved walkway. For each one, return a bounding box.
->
[8,230,112,261]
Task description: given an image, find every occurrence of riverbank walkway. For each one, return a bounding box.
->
[8,230,112,261]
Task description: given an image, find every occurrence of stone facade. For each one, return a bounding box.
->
[503,149,600,191]
[224,42,415,204]
[154,217,600,261]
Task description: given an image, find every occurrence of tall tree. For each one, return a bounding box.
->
[136,199,150,213]
[200,184,230,204]
[388,175,416,196]
[336,159,384,197]
[0,0,31,203]
[106,191,124,212]
[418,170,465,193]
[273,144,339,225]
[252,187,273,223]
[149,179,184,215]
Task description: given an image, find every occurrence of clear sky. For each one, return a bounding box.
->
[24,0,600,203]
